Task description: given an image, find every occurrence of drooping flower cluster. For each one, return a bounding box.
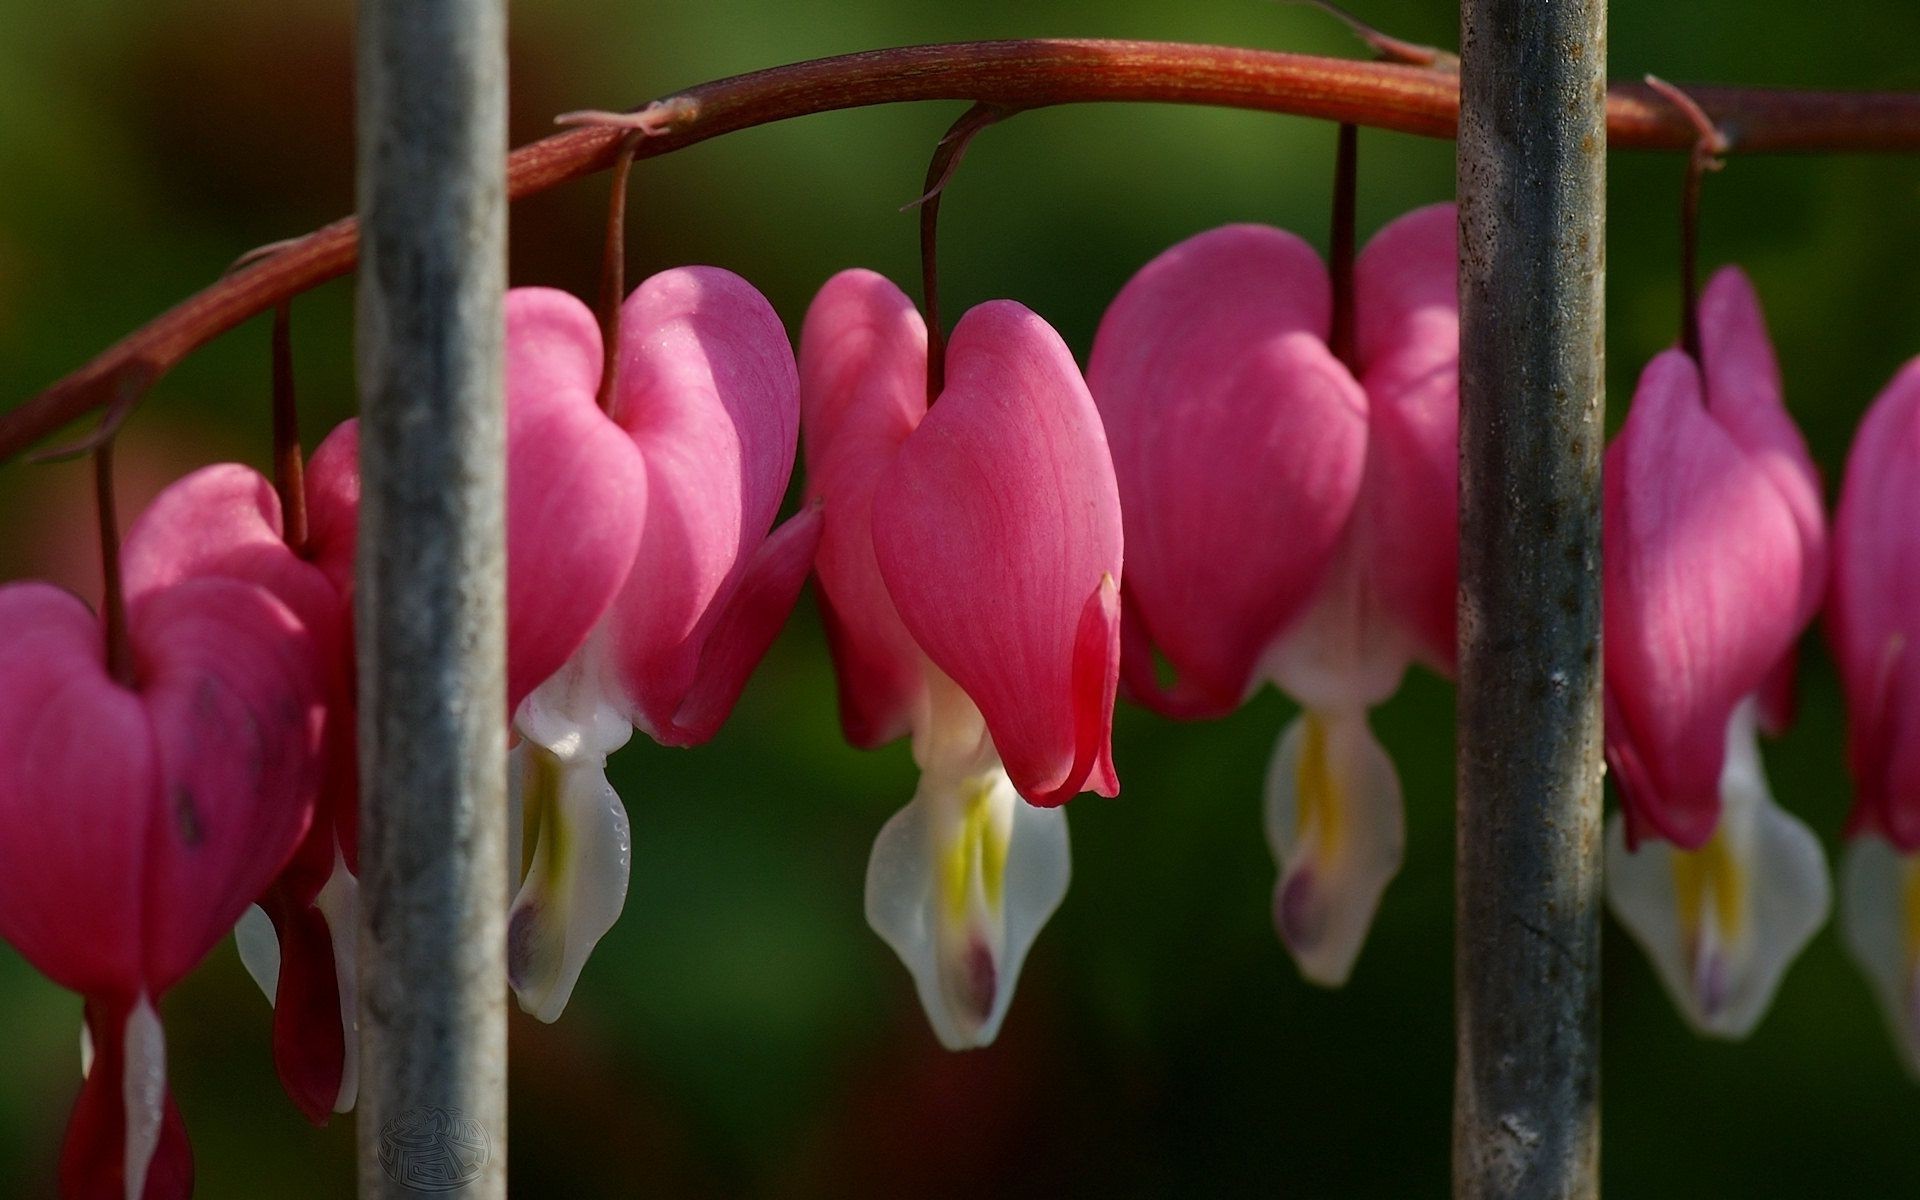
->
[0,266,819,1199]
[15,183,1920,1198]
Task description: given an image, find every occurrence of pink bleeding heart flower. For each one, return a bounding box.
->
[0,563,326,1198]
[1832,357,1920,1074]
[507,272,819,1022]
[1088,203,1458,987]
[121,461,360,1125]
[1602,286,1830,1039]
[310,296,650,724]
[801,269,1121,1049]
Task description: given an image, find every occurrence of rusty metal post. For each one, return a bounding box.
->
[354,0,509,1194]
[1454,0,1607,1196]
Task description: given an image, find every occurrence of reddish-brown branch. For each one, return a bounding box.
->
[7,37,1920,463]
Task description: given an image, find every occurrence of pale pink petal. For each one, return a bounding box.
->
[1089,225,1363,717]
[1832,358,1920,848]
[504,287,649,714]
[798,268,930,749]
[1605,350,1805,849]
[873,300,1123,806]
[600,267,801,739]
[0,584,151,998]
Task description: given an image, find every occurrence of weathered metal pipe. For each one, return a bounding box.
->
[1454,0,1607,1195]
[353,0,509,1195]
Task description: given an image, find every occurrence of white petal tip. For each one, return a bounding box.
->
[507,745,632,1024]
[1264,710,1403,989]
[865,763,1070,1051]
[1606,741,1829,1043]
[1840,839,1920,1078]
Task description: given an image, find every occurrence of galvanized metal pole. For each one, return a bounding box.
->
[1454,1,1606,1197]
[354,0,508,1196]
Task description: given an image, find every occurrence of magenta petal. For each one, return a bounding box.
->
[260,892,347,1125]
[874,300,1124,805]
[504,287,649,714]
[600,267,801,739]
[1698,267,1828,731]
[1604,350,1805,849]
[0,574,324,1002]
[1833,358,1920,848]
[661,502,823,746]
[120,462,356,901]
[0,584,151,998]
[1352,203,1462,675]
[303,419,362,600]
[135,576,326,991]
[799,269,931,749]
[1090,224,1363,717]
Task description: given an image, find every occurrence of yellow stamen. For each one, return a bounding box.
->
[1901,857,1920,970]
[521,747,566,882]
[1671,828,1745,945]
[941,775,1009,922]
[1293,712,1344,860]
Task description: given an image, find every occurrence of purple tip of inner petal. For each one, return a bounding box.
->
[1692,944,1729,1022]
[963,938,998,1026]
[1276,867,1325,954]
[506,903,540,992]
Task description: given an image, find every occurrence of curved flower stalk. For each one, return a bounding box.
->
[121,457,361,1124]
[1832,358,1920,1074]
[801,269,1122,1049]
[1088,203,1458,986]
[0,566,326,1198]
[505,273,819,1020]
[1603,270,1830,1038]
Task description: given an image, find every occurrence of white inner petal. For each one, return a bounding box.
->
[1606,698,1829,1039]
[315,841,361,1112]
[1263,706,1404,987]
[1261,544,1412,713]
[122,995,167,1200]
[1840,836,1920,1078]
[234,903,280,1004]
[507,742,634,1023]
[515,631,634,763]
[868,682,1069,1051]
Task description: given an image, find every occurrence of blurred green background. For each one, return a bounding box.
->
[3,0,1919,1195]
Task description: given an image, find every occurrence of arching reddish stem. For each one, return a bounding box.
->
[271,301,309,555]
[595,133,644,414]
[1647,77,1730,364]
[95,441,132,684]
[915,103,1010,402]
[7,38,1920,463]
[1327,122,1359,370]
